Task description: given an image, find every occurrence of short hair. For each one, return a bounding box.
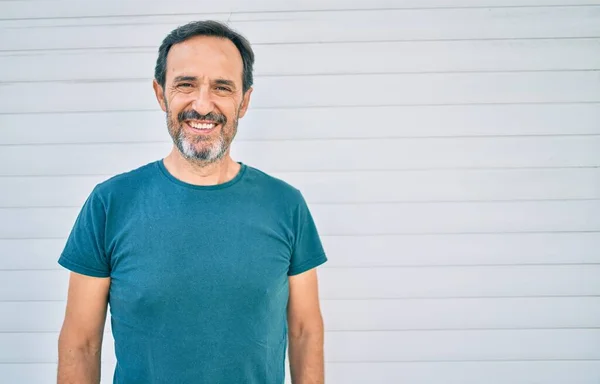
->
[154,20,255,93]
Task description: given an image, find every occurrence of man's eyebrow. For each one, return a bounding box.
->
[173,75,198,83]
[213,79,237,88]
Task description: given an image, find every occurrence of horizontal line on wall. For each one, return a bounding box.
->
[321,231,600,237]
[0,300,66,303]
[0,166,598,179]
[2,295,599,304]
[2,36,600,54]
[326,359,600,364]
[1,232,599,244]
[3,263,600,273]
[3,69,600,86]
[312,198,600,205]
[1,167,599,179]
[323,230,600,237]
[321,295,600,301]
[2,101,599,115]
[3,231,600,241]
[1,327,600,335]
[2,36,599,57]
[3,14,599,30]
[0,296,598,305]
[323,263,600,269]
[1,69,599,85]
[2,358,600,365]
[323,263,600,268]
[2,133,600,148]
[2,18,291,28]
[326,296,600,301]
[1,3,599,21]
[2,198,600,210]
[329,327,600,332]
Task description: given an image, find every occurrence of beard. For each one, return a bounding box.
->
[165,107,238,164]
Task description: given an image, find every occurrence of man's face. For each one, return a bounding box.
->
[153,35,252,163]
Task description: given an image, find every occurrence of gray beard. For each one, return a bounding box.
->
[175,128,228,164]
[167,117,237,165]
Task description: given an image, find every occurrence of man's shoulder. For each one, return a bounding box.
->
[92,160,158,199]
[244,164,305,204]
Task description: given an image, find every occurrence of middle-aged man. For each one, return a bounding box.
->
[57,20,327,384]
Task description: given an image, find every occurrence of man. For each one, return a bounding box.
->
[57,20,327,384]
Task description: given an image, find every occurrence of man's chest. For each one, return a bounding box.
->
[106,207,293,333]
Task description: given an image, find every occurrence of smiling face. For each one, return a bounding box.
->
[153,35,252,164]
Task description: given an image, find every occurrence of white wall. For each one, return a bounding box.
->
[1,1,600,383]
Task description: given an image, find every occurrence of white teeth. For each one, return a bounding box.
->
[189,122,216,130]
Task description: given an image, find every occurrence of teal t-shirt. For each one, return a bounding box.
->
[58,160,328,384]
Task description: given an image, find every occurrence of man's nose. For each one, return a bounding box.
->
[191,87,215,116]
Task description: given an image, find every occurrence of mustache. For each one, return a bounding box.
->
[178,110,227,125]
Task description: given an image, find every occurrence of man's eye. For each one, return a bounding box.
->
[216,86,231,92]
[178,83,193,88]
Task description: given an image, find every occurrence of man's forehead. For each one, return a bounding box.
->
[166,36,243,83]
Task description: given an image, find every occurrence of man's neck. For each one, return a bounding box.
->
[162,149,241,186]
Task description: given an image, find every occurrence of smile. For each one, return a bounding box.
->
[184,120,219,133]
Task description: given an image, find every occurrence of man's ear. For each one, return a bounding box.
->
[237,87,253,119]
[152,79,167,112]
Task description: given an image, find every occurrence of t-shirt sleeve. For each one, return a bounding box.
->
[288,193,328,276]
[58,187,111,278]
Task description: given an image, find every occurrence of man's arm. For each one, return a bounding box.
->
[287,268,325,384]
[58,272,110,384]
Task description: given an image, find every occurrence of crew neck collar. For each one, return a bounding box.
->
[156,159,247,190]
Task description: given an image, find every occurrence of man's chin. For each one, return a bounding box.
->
[180,150,216,162]
[178,142,224,163]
